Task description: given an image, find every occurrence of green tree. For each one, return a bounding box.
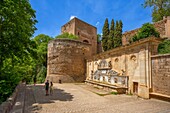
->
[131,23,160,42]
[114,20,123,48]
[158,39,170,54]
[0,0,37,70]
[102,18,109,51]
[33,34,53,83]
[143,0,170,22]
[0,0,37,103]
[108,19,115,50]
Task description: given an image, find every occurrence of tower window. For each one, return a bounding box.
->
[83,40,89,43]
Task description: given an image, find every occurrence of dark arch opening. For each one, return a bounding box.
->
[83,40,89,43]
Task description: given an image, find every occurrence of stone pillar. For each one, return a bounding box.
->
[165,16,170,39]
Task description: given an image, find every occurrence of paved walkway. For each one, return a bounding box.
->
[11,83,170,113]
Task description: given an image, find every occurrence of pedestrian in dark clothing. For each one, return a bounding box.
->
[45,80,49,96]
[33,77,36,86]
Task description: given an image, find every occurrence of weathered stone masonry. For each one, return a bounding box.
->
[86,37,162,98]
[151,54,170,96]
[122,16,170,46]
[47,38,91,83]
[46,17,170,99]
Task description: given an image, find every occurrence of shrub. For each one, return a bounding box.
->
[55,32,79,40]
[130,23,160,42]
[158,39,170,54]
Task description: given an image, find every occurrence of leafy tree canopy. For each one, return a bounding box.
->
[0,0,37,103]
[143,0,170,22]
[158,39,170,54]
[130,23,160,42]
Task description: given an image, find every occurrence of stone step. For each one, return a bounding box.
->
[150,92,170,102]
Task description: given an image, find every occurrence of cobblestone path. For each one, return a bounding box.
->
[11,83,170,113]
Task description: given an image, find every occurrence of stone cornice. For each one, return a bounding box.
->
[87,37,163,61]
[151,53,170,58]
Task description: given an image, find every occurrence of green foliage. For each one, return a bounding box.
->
[55,32,79,40]
[113,20,123,48]
[0,0,37,104]
[102,18,109,51]
[33,34,53,83]
[102,18,123,51]
[130,23,160,42]
[108,19,114,50]
[143,0,170,22]
[158,39,170,54]
[110,92,118,95]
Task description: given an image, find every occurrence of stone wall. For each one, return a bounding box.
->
[47,38,91,83]
[61,18,75,35]
[86,37,162,98]
[75,18,97,55]
[122,16,170,46]
[0,83,25,113]
[151,54,170,96]
[97,42,103,53]
[61,17,97,55]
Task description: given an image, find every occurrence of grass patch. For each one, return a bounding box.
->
[110,92,118,95]
[94,91,118,96]
[94,92,110,96]
[127,93,133,96]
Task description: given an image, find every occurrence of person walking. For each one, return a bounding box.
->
[50,81,53,95]
[45,80,49,96]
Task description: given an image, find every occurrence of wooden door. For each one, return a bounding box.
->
[133,82,138,94]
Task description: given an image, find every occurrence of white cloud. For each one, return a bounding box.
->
[96,22,100,26]
[70,15,77,20]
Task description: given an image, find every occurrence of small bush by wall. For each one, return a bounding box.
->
[130,23,160,43]
[55,32,79,40]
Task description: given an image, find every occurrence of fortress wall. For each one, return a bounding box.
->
[75,19,97,55]
[122,16,170,46]
[47,38,91,83]
[151,54,170,96]
[61,18,97,55]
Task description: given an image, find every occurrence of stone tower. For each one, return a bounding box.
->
[46,18,97,83]
[61,17,97,55]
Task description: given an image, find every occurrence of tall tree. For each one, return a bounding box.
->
[102,18,109,51]
[33,34,53,83]
[143,0,170,22]
[108,19,115,50]
[0,0,37,103]
[0,0,37,69]
[114,20,123,48]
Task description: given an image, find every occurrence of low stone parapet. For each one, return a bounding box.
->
[0,82,25,113]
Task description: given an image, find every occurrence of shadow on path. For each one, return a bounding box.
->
[32,85,74,104]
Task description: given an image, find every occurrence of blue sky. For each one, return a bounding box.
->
[30,0,152,37]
